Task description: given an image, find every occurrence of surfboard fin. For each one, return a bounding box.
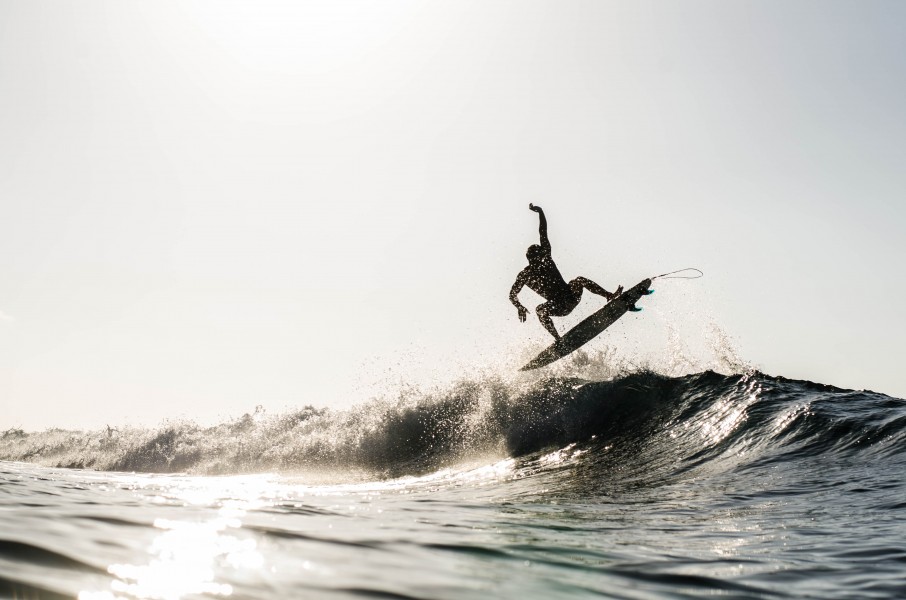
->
[628,306,642,312]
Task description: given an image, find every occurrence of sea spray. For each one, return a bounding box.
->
[3,369,903,484]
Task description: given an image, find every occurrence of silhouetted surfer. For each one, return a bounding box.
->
[509,204,622,339]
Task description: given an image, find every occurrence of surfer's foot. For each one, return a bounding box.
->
[608,285,623,301]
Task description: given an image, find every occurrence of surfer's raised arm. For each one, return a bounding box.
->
[509,270,529,323]
[529,203,550,253]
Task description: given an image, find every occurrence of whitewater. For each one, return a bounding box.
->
[2,352,906,598]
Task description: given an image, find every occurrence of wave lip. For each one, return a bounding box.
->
[2,370,904,481]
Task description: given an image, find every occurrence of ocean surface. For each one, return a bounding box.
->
[2,364,906,599]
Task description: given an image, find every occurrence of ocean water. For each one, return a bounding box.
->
[2,367,906,599]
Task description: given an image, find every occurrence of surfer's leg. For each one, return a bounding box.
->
[535,303,561,340]
[571,276,619,300]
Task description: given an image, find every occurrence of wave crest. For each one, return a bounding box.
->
[2,369,904,481]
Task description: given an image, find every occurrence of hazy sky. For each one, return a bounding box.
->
[2,1,905,430]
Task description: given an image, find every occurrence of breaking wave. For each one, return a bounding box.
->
[3,366,904,482]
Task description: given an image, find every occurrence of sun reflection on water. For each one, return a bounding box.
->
[79,476,272,600]
[700,380,762,447]
[77,462,518,600]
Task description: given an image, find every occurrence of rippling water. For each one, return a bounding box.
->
[2,370,906,599]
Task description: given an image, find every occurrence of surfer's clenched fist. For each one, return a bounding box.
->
[529,203,542,213]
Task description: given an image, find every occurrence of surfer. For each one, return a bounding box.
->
[509,204,622,340]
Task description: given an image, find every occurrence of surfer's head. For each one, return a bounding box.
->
[526,244,544,264]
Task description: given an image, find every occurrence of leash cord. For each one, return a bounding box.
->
[652,267,703,280]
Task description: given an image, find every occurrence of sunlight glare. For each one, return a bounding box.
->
[80,476,277,600]
[179,0,421,74]
[103,516,257,600]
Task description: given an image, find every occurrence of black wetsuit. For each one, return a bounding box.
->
[514,253,579,316]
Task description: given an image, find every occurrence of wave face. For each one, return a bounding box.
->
[3,370,904,481]
[3,369,906,599]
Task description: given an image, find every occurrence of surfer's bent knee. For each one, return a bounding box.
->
[568,279,585,298]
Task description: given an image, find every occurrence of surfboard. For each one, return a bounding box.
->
[519,278,653,371]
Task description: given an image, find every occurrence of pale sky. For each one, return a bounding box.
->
[2,1,905,431]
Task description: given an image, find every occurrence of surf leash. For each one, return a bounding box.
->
[652,267,703,280]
